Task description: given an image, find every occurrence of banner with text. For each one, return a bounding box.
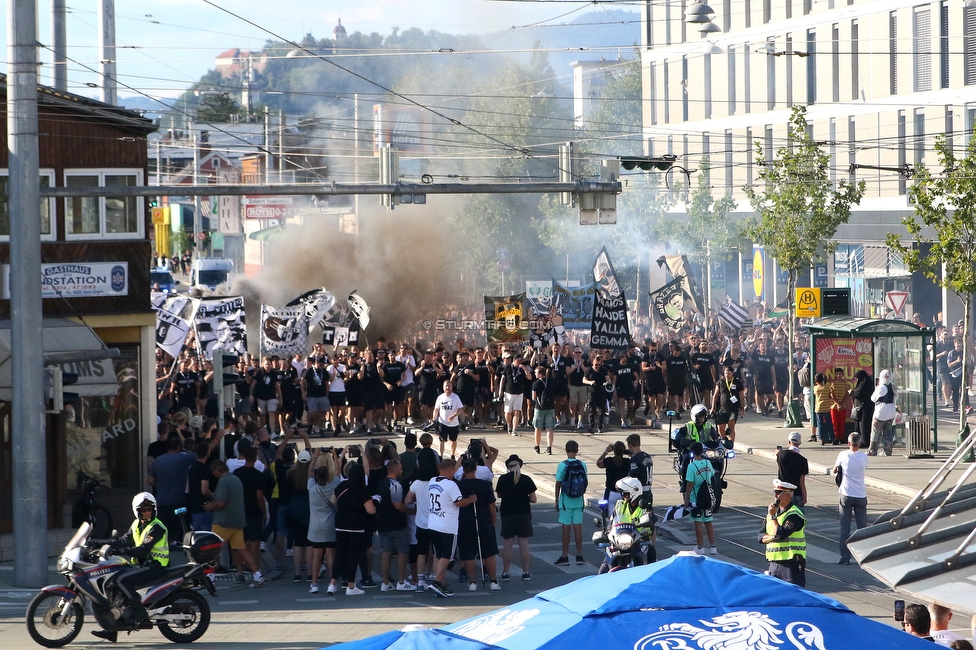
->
[484,293,529,343]
[814,337,874,381]
[591,248,630,349]
[261,305,309,357]
[553,280,595,329]
[193,296,247,360]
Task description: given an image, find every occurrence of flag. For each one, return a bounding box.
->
[484,293,528,343]
[193,296,247,360]
[260,304,309,357]
[657,254,705,315]
[321,307,360,347]
[553,280,596,330]
[591,248,630,350]
[767,297,790,320]
[153,295,196,359]
[718,295,749,331]
[287,288,336,330]
[347,290,371,330]
[650,277,686,331]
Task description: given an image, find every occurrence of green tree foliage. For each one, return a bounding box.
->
[195,92,244,123]
[887,134,976,432]
[745,105,865,405]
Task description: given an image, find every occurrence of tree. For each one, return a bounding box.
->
[744,105,865,420]
[196,92,243,123]
[887,134,976,434]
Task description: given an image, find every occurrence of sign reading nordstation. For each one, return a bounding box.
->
[4,261,129,298]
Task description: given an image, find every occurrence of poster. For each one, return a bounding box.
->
[553,280,595,329]
[193,296,247,360]
[484,293,528,343]
[814,338,873,381]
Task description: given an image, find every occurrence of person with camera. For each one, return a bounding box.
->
[453,438,498,481]
[433,380,464,459]
[902,603,936,641]
[532,365,557,455]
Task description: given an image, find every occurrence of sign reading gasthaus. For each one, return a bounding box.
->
[3,262,129,298]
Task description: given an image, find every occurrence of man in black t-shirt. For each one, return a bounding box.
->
[497,354,530,436]
[776,431,809,507]
[382,356,408,426]
[691,341,717,403]
[664,342,689,415]
[416,351,440,423]
[531,366,557,454]
[494,454,537,580]
[174,359,201,414]
[302,356,331,437]
[187,442,216,531]
[583,356,611,434]
[642,341,667,421]
[472,348,492,429]
[376,460,411,590]
[566,347,588,430]
[614,350,639,429]
[453,351,478,429]
[252,357,282,435]
[232,446,267,565]
[752,340,775,416]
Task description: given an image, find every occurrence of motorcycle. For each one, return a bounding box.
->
[26,508,221,647]
[592,499,655,572]
[667,410,735,512]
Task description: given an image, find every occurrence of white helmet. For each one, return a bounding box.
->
[690,404,709,420]
[616,477,643,500]
[131,492,157,518]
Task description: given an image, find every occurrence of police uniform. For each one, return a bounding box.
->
[114,516,170,617]
[759,479,806,587]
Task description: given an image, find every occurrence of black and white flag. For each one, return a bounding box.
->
[287,288,336,331]
[154,296,197,359]
[718,295,749,331]
[194,296,247,360]
[590,247,630,350]
[347,291,371,330]
[650,277,686,331]
[322,307,360,347]
[260,305,309,357]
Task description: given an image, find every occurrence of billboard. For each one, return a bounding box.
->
[373,104,433,154]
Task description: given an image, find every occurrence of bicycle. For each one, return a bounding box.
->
[71,472,113,539]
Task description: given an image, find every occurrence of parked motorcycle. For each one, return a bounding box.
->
[592,499,655,572]
[668,410,735,512]
[26,508,221,647]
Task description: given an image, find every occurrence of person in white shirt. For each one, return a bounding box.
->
[433,381,464,458]
[425,459,477,597]
[833,432,869,565]
[929,603,965,646]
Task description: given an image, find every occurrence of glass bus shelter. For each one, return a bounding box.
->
[805,316,938,450]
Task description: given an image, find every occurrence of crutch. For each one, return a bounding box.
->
[473,499,486,588]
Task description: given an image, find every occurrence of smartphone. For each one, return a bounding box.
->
[893,599,905,622]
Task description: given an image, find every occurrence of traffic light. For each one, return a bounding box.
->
[618,154,677,171]
[213,350,239,426]
[150,197,159,208]
[45,366,79,413]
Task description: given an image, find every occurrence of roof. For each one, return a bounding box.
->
[805,315,934,337]
[215,48,241,59]
[0,74,156,136]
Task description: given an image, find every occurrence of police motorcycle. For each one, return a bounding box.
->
[668,405,735,512]
[26,500,221,647]
[592,478,655,572]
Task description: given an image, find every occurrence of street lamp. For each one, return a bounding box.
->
[684,0,716,23]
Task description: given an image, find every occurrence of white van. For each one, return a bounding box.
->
[190,258,234,291]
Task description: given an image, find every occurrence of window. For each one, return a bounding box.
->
[723,0,731,32]
[744,45,751,113]
[764,126,774,163]
[745,0,751,28]
[651,63,658,125]
[64,170,143,238]
[746,127,754,186]
[766,39,776,110]
[728,46,737,115]
[898,110,907,195]
[913,7,931,92]
[806,30,816,105]
[645,0,653,47]
[966,105,976,143]
[786,0,792,19]
[0,171,55,240]
[828,118,837,186]
[682,55,689,122]
[803,0,812,14]
[664,59,671,122]
[945,106,953,158]
[965,7,976,85]
[704,53,712,119]
[725,130,733,189]
[890,12,898,96]
[680,0,687,43]
[914,110,925,168]
[851,21,860,100]
[832,25,840,103]
[786,34,794,108]
[848,117,857,185]
[940,2,949,89]
[665,0,672,45]
[763,0,771,24]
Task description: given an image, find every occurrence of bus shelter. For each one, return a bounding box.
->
[805,316,938,451]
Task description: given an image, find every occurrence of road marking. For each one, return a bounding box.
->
[404,600,446,610]
[217,600,259,605]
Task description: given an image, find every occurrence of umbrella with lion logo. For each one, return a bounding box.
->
[444,555,934,650]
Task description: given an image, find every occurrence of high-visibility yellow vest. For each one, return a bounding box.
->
[765,505,805,562]
[684,421,714,444]
[130,517,170,567]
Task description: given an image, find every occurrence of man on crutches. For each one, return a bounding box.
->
[457,457,500,591]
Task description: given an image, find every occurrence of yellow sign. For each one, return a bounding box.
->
[151,206,169,225]
[795,287,822,318]
[752,247,764,300]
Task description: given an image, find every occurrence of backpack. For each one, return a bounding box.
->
[797,362,811,388]
[694,463,715,511]
[562,459,588,499]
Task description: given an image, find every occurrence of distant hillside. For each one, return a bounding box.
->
[117,95,172,122]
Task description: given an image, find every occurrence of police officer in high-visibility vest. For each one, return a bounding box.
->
[759,479,806,587]
[673,404,718,492]
[92,492,170,641]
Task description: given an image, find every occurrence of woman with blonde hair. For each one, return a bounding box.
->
[307,449,341,594]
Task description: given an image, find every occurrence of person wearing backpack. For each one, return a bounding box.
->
[554,440,588,566]
[682,441,717,556]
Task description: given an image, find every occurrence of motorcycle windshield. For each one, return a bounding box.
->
[64,522,92,553]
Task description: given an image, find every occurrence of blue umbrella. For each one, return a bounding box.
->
[328,626,503,650]
[445,555,936,650]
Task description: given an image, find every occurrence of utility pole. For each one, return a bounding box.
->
[51,0,67,91]
[192,124,202,258]
[98,0,117,104]
[8,0,48,587]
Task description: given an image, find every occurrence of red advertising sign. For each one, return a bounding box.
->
[243,196,293,220]
[814,337,873,381]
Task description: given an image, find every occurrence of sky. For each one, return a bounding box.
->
[1,0,624,103]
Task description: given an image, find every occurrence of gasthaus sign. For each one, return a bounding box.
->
[3,262,129,298]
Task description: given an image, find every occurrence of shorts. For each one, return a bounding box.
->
[532,408,556,430]
[458,390,475,408]
[289,521,310,547]
[666,381,686,396]
[569,385,589,405]
[755,375,774,395]
[500,513,533,539]
[256,398,278,413]
[615,385,635,401]
[644,374,666,396]
[403,383,418,401]
[438,423,460,442]
[420,390,438,408]
[389,385,406,405]
[558,506,583,526]
[429,530,457,560]
[690,505,713,523]
[503,392,524,413]
[306,396,330,413]
[476,387,493,405]
[363,390,385,411]
[714,410,738,425]
[330,392,347,408]
[458,527,499,561]
[378,527,410,555]
[309,540,336,550]
[211,523,245,550]
[553,382,570,398]
[243,516,263,542]
[191,512,213,532]
[414,527,431,558]
[345,388,363,407]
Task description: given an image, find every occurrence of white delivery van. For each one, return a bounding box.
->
[190,258,234,291]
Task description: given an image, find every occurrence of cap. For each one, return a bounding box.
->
[505,454,523,468]
[502,351,512,359]
[787,431,802,444]
[297,450,312,463]
[190,415,204,429]
[773,479,797,491]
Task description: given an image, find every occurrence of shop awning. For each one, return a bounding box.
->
[0,318,121,400]
[248,224,285,241]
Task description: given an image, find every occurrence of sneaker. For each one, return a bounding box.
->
[235,573,246,583]
[427,581,447,598]
[545,447,552,455]
[293,574,301,583]
[250,575,266,589]
[360,577,377,588]
[575,555,585,565]
[533,445,540,454]
[396,581,414,591]
[501,572,510,582]
[511,430,518,437]
[709,546,718,556]
[522,572,531,581]
[468,582,477,591]
[259,541,268,552]
[695,546,705,555]
[285,548,294,558]
[346,586,365,596]
[554,556,570,566]
[381,582,395,592]
[490,581,501,591]
[326,584,337,594]
[212,565,233,575]
[309,583,319,594]
[407,417,415,425]
[416,579,428,591]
